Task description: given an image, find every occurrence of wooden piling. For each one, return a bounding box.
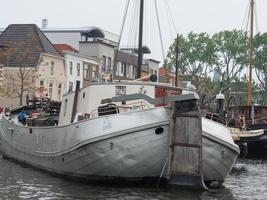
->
[168,99,207,189]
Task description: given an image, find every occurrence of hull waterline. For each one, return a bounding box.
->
[0,108,239,185]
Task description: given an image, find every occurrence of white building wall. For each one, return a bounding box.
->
[40,28,119,50]
[65,54,84,92]
[79,42,114,81]
[64,52,101,92]
[146,60,160,76]
[37,54,67,101]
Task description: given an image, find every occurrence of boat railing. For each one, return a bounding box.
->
[201,111,226,125]
[89,101,152,118]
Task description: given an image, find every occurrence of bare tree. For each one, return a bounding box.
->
[0,40,39,106]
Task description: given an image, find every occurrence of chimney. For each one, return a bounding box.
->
[42,18,48,29]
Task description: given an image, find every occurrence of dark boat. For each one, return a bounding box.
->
[228,105,267,157]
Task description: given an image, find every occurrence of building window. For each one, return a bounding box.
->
[102,56,106,72]
[126,64,130,77]
[132,66,136,78]
[64,99,68,116]
[92,66,97,79]
[0,65,3,87]
[83,63,89,80]
[58,83,62,100]
[69,61,73,75]
[77,63,80,76]
[107,57,112,72]
[68,82,73,92]
[132,65,136,79]
[50,62,54,76]
[40,80,44,87]
[63,64,66,75]
[49,82,53,99]
[121,62,126,76]
[116,62,121,76]
[115,86,126,96]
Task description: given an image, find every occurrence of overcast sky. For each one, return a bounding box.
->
[1,0,267,62]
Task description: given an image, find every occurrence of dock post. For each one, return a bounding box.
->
[168,97,207,189]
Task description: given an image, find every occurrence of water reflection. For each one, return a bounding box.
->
[0,156,267,200]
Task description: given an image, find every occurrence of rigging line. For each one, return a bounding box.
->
[154,0,166,63]
[113,0,131,74]
[144,0,147,48]
[254,1,260,33]
[127,0,136,48]
[128,0,138,49]
[134,0,140,47]
[131,0,138,68]
[164,0,174,41]
[241,0,250,30]
[130,0,139,67]
[130,0,138,48]
[133,0,139,49]
[246,2,251,33]
[165,0,177,34]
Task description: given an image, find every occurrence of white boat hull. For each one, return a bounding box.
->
[202,118,239,182]
[0,108,239,184]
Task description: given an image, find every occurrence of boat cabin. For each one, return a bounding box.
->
[58,81,182,126]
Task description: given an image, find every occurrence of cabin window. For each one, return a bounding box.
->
[115,86,126,96]
[64,99,68,116]
[77,63,81,76]
[69,61,73,75]
[50,62,54,76]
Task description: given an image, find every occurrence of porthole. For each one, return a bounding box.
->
[155,127,164,135]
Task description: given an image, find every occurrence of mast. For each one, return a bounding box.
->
[175,35,179,87]
[248,0,254,106]
[137,0,144,79]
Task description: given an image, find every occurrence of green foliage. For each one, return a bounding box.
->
[253,33,267,105]
[165,29,267,104]
[165,32,217,94]
[212,30,248,86]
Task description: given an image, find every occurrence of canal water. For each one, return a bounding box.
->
[0,155,266,200]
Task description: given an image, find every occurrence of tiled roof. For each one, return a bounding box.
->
[159,67,175,77]
[0,24,61,67]
[54,44,79,55]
